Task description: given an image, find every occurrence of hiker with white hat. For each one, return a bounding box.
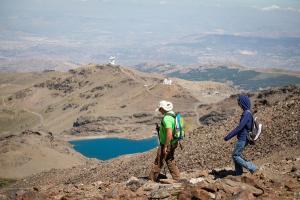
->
[149,100,180,182]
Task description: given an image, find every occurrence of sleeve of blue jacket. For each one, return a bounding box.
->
[224,111,250,141]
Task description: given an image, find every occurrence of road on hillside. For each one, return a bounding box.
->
[23,108,44,127]
[120,67,202,125]
[2,95,44,128]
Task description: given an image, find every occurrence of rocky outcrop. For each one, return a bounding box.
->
[7,88,33,101]
[3,161,299,199]
[34,73,91,94]
[79,102,98,112]
[199,111,231,125]
[71,113,160,136]
[62,103,79,111]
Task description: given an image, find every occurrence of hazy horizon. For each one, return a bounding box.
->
[1,0,300,70]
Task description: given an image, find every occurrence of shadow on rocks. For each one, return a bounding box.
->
[210,169,236,179]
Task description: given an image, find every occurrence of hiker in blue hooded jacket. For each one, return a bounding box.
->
[224,95,257,175]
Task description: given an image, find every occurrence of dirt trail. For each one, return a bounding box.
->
[123,68,201,124]
[2,94,44,128]
[23,108,44,127]
[144,84,160,98]
[193,102,203,126]
[120,67,138,81]
[121,67,161,99]
[2,96,6,107]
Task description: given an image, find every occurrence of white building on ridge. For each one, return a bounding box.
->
[163,78,172,85]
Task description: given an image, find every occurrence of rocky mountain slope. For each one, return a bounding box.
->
[0,85,299,199]
[0,130,87,179]
[0,64,234,139]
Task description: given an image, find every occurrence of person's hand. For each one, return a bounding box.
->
[155,123,160,135]
[162,146,168,158]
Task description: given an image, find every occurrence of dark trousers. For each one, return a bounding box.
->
[149,142,180,181]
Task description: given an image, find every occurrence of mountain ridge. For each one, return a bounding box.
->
[0,64,234,139]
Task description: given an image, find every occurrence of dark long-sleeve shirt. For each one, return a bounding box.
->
[224,111,252,141]
[224,95,253,142]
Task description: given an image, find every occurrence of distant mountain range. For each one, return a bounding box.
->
[163,34,300,70]
[1,34,299,71]
[134,64,300,91]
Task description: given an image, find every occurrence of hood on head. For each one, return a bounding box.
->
[238,95,251,111]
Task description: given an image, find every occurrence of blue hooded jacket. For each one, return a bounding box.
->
[224,95,253,142]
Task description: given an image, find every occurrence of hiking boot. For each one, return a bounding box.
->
[149,164,161,182]
[250,168,258,175]
[166,161,180,180]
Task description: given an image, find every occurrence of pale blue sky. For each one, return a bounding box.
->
[1,0,300,38]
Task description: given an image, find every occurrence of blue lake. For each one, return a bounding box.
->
[70,137,158,160]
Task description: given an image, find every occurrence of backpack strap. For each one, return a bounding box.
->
[245,110,254,132]
[165,112,176,118]
[245,110,252,115]
[161,112,175,125]
[161,112,178,143]
[160,112,176,133]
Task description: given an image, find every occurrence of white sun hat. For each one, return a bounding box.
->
[155,100,173,112]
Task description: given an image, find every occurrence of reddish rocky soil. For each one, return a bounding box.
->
[0,85,299,199]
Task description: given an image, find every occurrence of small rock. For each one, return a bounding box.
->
[217,181,241,195]
[191,187,212,200]
[63,185,74,193]
[291,166,297,172]
[150,188,170,199]
[178,190,192,200]
[16,190,26,197]
[0,194,9,200]
[270,178,282,188]
[141,181,159,192]
[60,195,73,200]
[201,183,218,193]
[215,190,228,200]
[21,191,46,200]
[196,170,209,178]
[285,180,297,192]
[233,190,256,200]
[295,171,300,179]
[221,179,263,196]
[286,160,293,164]
[74,183,84,189]
[159,179,177,184]
[126,177,143,192]
[126,176,139,184]
[164,183,184,195]
[189,177,205,184]
[92,181,103,187]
